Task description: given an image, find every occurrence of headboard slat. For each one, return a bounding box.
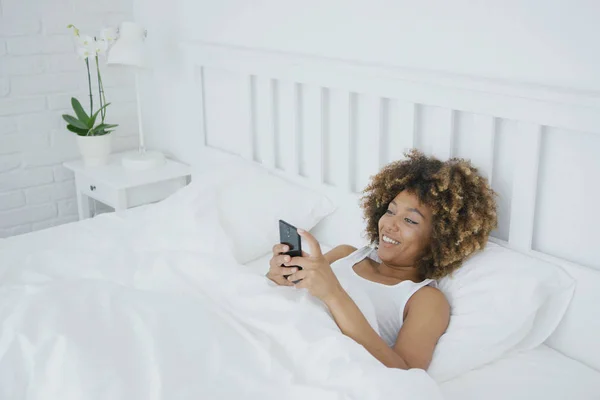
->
[508,122,542,251]
[299,84,323,183]
[326,88,352,191]
[453,112,497,185]
[386,99,416,164]
[257,77,276,168]
[356,94,382,192]
[275,80,299,175]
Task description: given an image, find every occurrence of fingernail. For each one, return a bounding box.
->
[285,256,290,262]
[297,228,305,234]
[283,246,289,251]
[291,268,297,273]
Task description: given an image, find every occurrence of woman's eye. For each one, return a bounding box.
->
[405,217,417,225]
[385,209,394,215]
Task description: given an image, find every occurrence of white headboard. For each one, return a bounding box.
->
[180,41,600,273]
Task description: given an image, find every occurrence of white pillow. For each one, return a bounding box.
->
[429,241,575,382]
[190,153,336,264]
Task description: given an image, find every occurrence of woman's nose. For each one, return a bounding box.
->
[387,218,401,232]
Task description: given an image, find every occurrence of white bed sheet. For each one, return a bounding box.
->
[441,345,600,400]
[1,207,443,400]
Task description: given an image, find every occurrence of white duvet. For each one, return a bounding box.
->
[0,194,442,400]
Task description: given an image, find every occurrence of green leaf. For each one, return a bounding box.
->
[66,124,88,135]
[62,114,88,130]
[71,98,90,126]
[94,123,118,131]
[89,102,111,128]
[91,127,111,136]
[92,123,118,136]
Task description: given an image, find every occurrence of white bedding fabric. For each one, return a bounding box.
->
[0,203,441,400]
[441,345,600,400]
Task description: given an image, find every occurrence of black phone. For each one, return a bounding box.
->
[279,220,303,281]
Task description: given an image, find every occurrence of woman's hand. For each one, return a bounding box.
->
[266,243,298,286]
[285,229,344,303]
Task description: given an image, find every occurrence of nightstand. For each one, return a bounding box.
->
[63,152,192,220]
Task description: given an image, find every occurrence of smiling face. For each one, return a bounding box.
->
[377,190,434,269]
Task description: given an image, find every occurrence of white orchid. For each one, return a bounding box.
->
[100,27,118,44]
[93,38,109,55]
[75,34,94,59]
[77,34,94,48]
[77,44,94,59]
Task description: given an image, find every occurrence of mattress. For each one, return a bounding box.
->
[440,345,600,400]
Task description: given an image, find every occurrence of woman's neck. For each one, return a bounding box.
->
[375,261,422,283]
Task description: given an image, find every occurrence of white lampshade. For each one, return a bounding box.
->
[107,22,147,68]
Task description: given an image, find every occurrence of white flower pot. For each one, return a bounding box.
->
[76,134,112,167]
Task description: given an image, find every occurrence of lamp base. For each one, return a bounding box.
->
[122,150,165,171]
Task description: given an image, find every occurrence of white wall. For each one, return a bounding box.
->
[136,0,600,268]
[176,0,600,91]
[0,0,138,237]
[137,0,600,157]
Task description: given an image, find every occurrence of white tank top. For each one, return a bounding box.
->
[331,245,436,347]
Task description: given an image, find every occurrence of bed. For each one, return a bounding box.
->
[1,41,600,399]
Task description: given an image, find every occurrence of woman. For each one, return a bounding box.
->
[266,150,498,371]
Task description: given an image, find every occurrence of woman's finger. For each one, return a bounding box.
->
[269,254,290,270]
[267,269,294,286]
[287,269,307,283]
[286,256,308,269]
[278,266,298,276]
[272,243,289,255]
[274,276,294,286]
[277,254,292,265]
[297,229,322,257]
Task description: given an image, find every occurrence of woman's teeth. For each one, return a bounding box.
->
[382,235,400,245]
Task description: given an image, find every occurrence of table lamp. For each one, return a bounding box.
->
[107,21,165,170]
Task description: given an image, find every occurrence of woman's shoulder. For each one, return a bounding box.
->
[406,285,450,317]
[324,244,358,264]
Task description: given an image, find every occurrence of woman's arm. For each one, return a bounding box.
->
[324,288,410,369]
[324,286,449,370]
[285,230,449,370]
[393,287,450,369]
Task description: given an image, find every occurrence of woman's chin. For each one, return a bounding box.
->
[377,242,400,259]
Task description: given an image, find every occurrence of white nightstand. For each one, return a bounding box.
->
[64,152,192,220]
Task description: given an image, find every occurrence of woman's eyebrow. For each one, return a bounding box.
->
[391,201,426,220]
[407,207,426,220]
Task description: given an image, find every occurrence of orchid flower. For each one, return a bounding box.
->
[93,38,109,55]
[100,27,118,44]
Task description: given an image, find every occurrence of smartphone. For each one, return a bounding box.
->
[279,220,303,281]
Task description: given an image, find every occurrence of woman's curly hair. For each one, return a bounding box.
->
[361,149,498,280]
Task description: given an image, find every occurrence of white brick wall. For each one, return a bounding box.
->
[0,0,138,238]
